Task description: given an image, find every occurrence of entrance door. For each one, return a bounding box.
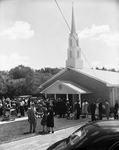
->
[56,94,66,101]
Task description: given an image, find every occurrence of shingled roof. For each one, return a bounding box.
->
[74,68,119,86]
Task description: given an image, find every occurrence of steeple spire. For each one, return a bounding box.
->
[66,3,83,69]
[71,3,76,34]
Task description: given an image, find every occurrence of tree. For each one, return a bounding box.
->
[0,72,9,96]
[9,65,34,79]
[9,65,34,95]
[0,66,62,96]
[108,68,116,72]
[102,67,107,71]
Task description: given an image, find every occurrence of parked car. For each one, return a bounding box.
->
[47,120,119,150]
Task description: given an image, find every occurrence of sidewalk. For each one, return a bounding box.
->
[0,116,28,125]
[0,115,114,125]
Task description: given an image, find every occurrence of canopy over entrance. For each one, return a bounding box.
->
[41,80,92,95]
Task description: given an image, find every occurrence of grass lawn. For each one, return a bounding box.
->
[0,116,89,144]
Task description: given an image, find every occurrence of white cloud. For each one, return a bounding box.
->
[92,32,119,47]
[104,64,118,70]
[78,24,119,47]
[0,21,35,40]
[0,53,30,71]
[91,61,102,68]
[78,24,110,39]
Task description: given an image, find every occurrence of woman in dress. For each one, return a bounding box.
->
[41,105,47,133]
[47,105,54,133]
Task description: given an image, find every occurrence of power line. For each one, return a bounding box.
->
[55,0,70,32]
[54,0,99,79]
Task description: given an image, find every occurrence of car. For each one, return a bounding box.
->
[47,120,119,150]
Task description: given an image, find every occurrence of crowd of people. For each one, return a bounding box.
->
[28,101,54,133]
[90,98,110,121]
[0,96,119,133]
[0,96,30,120]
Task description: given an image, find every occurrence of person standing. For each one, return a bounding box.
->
[47,105,54,133]
[74,100,80,119]
[28,103,37,133]
[58,98,63,118]
[82,99,89,118]
[40,105,47,133]
[0,100,3,117]
[105,100,110,119]
[66,100,70,119]
[98,99,103,120]
[2,97,7,120]
[114,101,118,119]
[90,100,96,121]
[20,99,25,117]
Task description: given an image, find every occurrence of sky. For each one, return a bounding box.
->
[0,0,119,71]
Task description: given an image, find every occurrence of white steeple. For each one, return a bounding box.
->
[66,4,83,69]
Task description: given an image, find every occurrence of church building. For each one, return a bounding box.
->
[39,6,119,107]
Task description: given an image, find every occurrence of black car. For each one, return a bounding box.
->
[47,120,119,150]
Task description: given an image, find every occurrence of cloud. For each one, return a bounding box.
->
[91,61,102,68]
[79,25,110,39]
[0,53,30,71]
[92,32,119,47]
[104,64,118,70]
[0,21,35,40]
[78,24,119,47]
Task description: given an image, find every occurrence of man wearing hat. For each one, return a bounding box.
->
[28,102,37,133]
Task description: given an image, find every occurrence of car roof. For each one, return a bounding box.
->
[94,120,119,127]
[85,120,119,133]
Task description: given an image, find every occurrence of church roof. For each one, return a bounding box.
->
[41,80,92,94]
[61,80,92,94]
[39,67,119,89]
[73,68,119,86]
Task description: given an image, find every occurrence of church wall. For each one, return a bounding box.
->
[68,69,110,105]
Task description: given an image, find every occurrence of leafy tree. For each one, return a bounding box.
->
[0,66,62,96]
[102,67,107,71]
[9,65,34,95]
[108,68,116,72]
[0,72,9,96]
[9,65,34,79]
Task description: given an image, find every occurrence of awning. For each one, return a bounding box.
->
[41,80,92,94]
[62,81,92,94]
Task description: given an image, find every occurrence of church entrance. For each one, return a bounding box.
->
[56,94,66,101]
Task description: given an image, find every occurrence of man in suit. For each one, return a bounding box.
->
[74,100,80,119]
[90,100,96,121]
[98,98,103,120]
[28,102,37,133]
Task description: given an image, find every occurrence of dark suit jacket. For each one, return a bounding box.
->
[28,107,36,123]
